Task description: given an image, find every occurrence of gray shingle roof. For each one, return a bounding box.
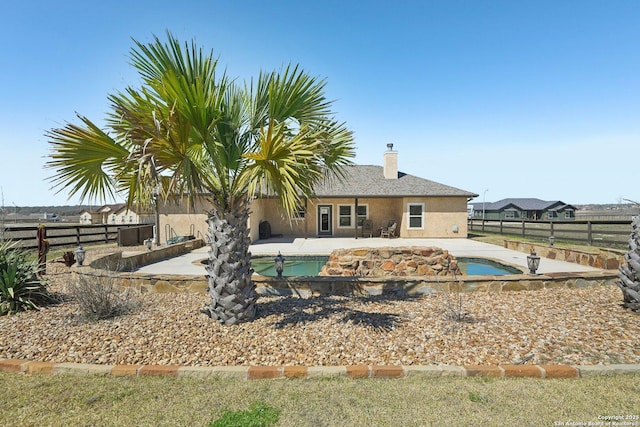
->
[471,198,575,211]
[313,165,477,198]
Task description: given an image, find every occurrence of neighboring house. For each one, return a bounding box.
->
[470,198,577,221]
[78,209,94,224]
[80,204,153,225]
[159,146,478,243]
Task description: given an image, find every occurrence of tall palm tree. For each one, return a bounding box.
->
[46,32,354,324]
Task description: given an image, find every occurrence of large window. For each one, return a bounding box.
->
[548,211,558,220]
[407,203,424,229]
[338,205,352,227]
[564,210,575,219]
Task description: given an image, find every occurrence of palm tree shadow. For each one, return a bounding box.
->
[257,294,417,332]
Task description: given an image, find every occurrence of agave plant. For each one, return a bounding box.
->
[0,240,51,315]
[618,215,640,312]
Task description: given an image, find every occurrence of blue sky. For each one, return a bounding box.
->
[1,0,638,207]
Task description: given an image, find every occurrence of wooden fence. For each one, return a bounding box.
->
[0,223,153,250]
[468,219,633,249]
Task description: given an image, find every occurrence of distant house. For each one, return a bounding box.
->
[470,198,577,221]
[160,145,478,243]
[79,204,153,225]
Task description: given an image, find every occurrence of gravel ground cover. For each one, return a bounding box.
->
[1,248,639,367]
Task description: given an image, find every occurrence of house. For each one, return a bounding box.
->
[470,198,577,221]
[159,145,478,243]
[79,204,153,225]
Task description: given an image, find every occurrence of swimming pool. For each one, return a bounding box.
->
[457,257,523,275]
[250,256,522,277]
[251,256,329,277]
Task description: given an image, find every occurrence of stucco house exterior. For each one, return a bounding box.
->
[159,146,478,243]
[470,198,577,221]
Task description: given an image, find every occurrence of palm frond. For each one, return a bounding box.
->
[45,114,131,202]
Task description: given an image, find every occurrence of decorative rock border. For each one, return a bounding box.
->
[2,358,640,379]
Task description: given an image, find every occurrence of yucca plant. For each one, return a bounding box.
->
[618,215,640,312]
[0,240,52,315]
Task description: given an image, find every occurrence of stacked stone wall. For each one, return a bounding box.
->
[503,240,625,270]
[319,247,462,277]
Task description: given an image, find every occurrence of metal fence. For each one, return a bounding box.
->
[468,218,633,249]
[0,223,153,250]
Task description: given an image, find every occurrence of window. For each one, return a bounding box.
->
[121,215,126,223]
[356,205,368,226]
[504,210,515,219]
[407,203,424,229]
[294,202,306,220]
[338,205,352,227]
[564,210,575,219]
[548,211,558,219]
[129,215,134,223]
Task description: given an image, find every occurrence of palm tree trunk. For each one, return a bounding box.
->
[201,199,256,324]
[618,216,640,312]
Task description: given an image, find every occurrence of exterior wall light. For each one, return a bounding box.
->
[274,252,285,278]
[74,245,86,266]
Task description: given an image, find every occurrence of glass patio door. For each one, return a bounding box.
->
[317,205,333,236]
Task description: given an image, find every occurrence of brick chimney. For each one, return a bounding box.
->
[383,143,398,179]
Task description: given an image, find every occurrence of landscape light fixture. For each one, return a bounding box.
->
[549,236,555,246]
[526,248,540,275]
[74,245,86,266]
[274,252,285,278]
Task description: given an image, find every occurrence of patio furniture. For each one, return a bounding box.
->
[380,221,397,238]
[360,219,373,237]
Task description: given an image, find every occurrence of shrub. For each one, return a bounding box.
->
[68,270,141,320]
[0,240,52,315]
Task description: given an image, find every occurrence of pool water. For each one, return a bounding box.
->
[250,256,521,277]
[251,256,329,277]
[457,257,522,275]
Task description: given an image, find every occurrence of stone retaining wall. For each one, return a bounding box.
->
[74,239,207,293]
[88,238,205,271]
[503,240,625,270]
[74,240,619,297]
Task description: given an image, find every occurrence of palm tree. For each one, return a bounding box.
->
[46,32,355,324]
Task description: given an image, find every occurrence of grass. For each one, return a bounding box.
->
[1,373,638,426]
[46,242,119,262]
[468,231,610,253]
[210,401,280,427]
